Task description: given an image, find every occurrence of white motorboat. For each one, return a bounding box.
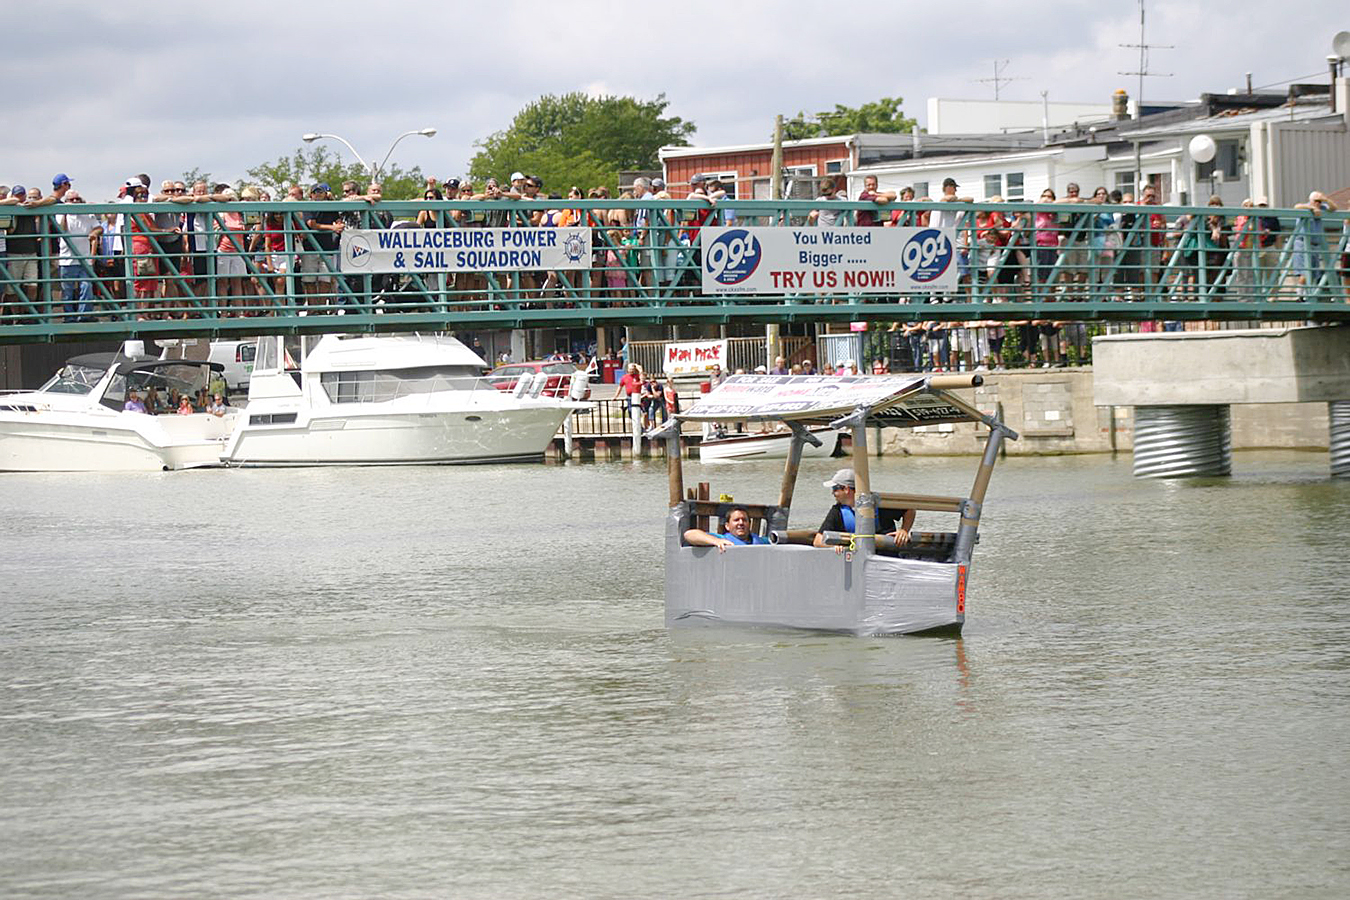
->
[220,333,583,466]
[0,350,238,472]
[698,425,842,462]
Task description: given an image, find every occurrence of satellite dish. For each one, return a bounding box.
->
[1189,134,1217,164]
[1333,31,1350,59]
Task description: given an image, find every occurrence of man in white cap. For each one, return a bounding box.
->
[812,467,913,549]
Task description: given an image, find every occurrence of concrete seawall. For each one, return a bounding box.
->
[880,368,1332,456]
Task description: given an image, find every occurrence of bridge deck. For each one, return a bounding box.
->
[2,197,1345,343]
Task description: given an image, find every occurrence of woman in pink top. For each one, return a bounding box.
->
[1230,199,1255,291]
[215,189,247,315]
[1033,188,1061,292]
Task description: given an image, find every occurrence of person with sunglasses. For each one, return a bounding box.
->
[812,468,913,552]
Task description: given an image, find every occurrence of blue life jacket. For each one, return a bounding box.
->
[723,531,768,545]
[841,505,856,532]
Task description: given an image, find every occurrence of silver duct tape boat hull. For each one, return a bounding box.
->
[0,415,234,471]
[221,407,571,466]
[665,540,964,636]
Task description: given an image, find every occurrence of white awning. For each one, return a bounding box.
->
[678,374,993,430]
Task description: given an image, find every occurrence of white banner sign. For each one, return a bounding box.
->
[700,226,958,295]
[663,339,728,375]
[683,374,975,427]
[340,227,591,273]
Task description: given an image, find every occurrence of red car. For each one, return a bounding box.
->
[487,360,589,399]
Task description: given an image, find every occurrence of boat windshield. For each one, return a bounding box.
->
[100,363,215,411]
[39,363,109,395]
[319,366,488,403]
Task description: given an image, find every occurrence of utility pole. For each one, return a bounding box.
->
[1119,0,1173,193]
[767,114,783,368]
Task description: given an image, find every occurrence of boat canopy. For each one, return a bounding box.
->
[61,354,226,378]
[299,334,487,374]
[676,374,1004,432]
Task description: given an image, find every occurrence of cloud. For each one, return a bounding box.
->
[2,0,1340,198]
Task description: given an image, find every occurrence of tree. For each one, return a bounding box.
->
[245,146,427,199]
[469,93,695,193]
[781,97,917,141]
[179,167,212,187]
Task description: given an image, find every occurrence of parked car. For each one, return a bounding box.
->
[487,360,589,399]
[208,339,257,393]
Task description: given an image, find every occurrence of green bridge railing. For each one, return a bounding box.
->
[0,197,1345,343]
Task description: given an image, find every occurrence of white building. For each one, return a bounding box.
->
[856,85,1350,206]
[926,97,1127,135]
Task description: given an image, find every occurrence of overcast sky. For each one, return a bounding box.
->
[2,0,1343,198]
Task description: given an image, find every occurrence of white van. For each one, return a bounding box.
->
[208,340,257,393]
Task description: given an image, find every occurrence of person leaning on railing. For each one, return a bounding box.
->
[1292,191,1339,296]
[301,182,342,310]
[55,190,102,321]
[0,185,43,312]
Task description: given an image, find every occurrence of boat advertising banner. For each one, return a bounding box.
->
[664,339,728,376]
[699,226,958,295]
[339,228,591,274]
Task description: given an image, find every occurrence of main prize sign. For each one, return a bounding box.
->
[700,226,957,295]
[664,339,727,375]
[340,227,591,273]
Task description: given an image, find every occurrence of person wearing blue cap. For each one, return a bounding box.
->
[0,184,40,305]
[300,182,340,308]
[17,174,73,210]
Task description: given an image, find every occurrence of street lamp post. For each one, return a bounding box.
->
[301,128,437,182]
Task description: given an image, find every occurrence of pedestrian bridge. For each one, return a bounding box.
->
[2,197,1345,344]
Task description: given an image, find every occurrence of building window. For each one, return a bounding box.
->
[783,165,817,200]
[824,159,846,174]
[984,174,1002,198]
[1197,139,1240,181]
[705,171,737,200]
[910,181,929,200]
[1005,172,1024,200]
[1114,171,1135,195]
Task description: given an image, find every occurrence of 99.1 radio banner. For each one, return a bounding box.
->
[699,226,958,295]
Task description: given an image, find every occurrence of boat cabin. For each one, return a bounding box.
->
[655,373,1018,636]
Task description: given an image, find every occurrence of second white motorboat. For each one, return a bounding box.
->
[698,425,842,462]
[220,334,582,466]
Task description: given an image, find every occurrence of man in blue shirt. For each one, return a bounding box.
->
[684,506,768,551]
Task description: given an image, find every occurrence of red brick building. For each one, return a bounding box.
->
[659,135,892,199]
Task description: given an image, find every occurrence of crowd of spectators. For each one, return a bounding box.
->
[805,175,1346,369]
[0,169,1343,362]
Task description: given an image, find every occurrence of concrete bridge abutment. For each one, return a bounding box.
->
[1093,325,1350,479]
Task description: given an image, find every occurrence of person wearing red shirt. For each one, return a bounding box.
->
[855,175,896,226]
[1139,183,1167,291]
[619,363,644,423]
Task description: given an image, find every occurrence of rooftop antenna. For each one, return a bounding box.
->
[1118,0,1173,192]
[975,59,1025,101]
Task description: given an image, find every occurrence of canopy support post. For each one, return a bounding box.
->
[649,419,685,508]
[954,423,1008,563]
[851,423,876,557]
[774,423,817,530]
